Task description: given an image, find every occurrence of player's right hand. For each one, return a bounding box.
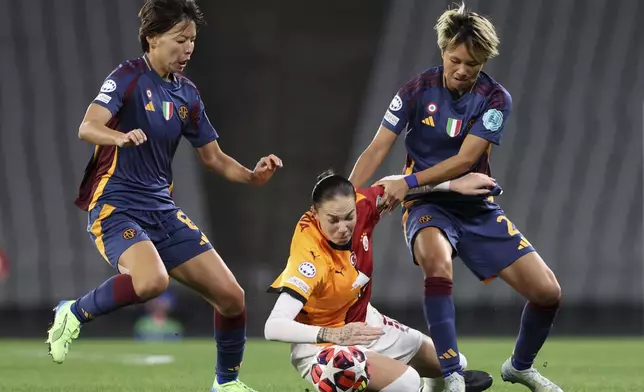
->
[249,154,283,185]
[450,172,497,195]
[116,129,147,147]
[327,322,383,346]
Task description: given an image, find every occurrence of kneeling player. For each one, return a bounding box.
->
[265,171,497,391]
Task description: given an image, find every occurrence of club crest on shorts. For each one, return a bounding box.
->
[418,215,432,223]
[297,261,316,278]
[122,228,137,240]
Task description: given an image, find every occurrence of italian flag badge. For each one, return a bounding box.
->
[162,101,174,121]
[446,118,462,137]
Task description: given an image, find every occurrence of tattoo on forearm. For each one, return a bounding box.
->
[338,327,352,344]
[316,328,329,343]
[317,325,355,345]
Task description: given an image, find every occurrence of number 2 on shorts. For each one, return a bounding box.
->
[497,215,532,249]
[496,215,519,236]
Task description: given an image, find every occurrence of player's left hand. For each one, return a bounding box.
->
[373,178,409,213]
[249,154,283,185]
[450,172,497,195]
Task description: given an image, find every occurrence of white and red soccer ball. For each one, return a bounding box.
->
[311,345,370,392]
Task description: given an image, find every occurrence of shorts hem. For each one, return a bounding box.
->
[408,225,457,265]
[399,332,424,365]
[163,243,214,271]
[477,248,536,283]
[107,237,150,271]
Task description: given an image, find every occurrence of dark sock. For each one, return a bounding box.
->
[215,308,247,384]
[71,274,142,323]
[512,301,559,370]
[424,277,462,377]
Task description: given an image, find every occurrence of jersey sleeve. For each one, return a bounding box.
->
[92,64,139,117]
[182,92,219,148]
[380,75,421,135]
[268,227,328,304]
[356,186,385,224]
[468,88,512,145]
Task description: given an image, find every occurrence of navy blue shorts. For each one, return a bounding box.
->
[87,203,213,271]
[402,199,535,281]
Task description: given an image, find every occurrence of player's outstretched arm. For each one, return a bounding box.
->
[195,140,282,185]
[264,292,382,345]
[374,134,490,209]
[378,172,497,197]
[78,104,147,147]
[264,293,321,344]
[348,125,398,189]
[415,134,490,188]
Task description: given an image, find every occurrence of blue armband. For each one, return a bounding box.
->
[403,174,419,189]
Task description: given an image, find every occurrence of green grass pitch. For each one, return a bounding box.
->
[1,338,643,391]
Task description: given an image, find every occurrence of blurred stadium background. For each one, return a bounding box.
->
[0,0,642,342]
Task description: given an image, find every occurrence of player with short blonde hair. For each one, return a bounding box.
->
[435,3,499,63]
[349,3,563,392]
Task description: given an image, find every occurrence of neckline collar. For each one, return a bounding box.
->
[143,53,178,87]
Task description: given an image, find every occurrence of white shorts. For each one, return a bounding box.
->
[291,303,424,379]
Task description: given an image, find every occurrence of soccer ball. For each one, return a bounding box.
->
[310,345,370,392]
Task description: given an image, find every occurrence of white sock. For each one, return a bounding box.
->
[381,366,422,391]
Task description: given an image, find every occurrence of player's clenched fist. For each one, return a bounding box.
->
[116,129,147,147]
[373,177,409,213]
[316,322,384,346]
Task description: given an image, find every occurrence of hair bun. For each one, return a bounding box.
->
[316,169,336,183]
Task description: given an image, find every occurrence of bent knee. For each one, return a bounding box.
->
[413,228,453,278]
[529,274,562,306]
[134,273,169,301]
[416,251,452,278]
[215,284,245,317]
[420,260,452,279]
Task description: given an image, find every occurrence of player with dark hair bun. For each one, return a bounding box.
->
[265,170,497,391]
